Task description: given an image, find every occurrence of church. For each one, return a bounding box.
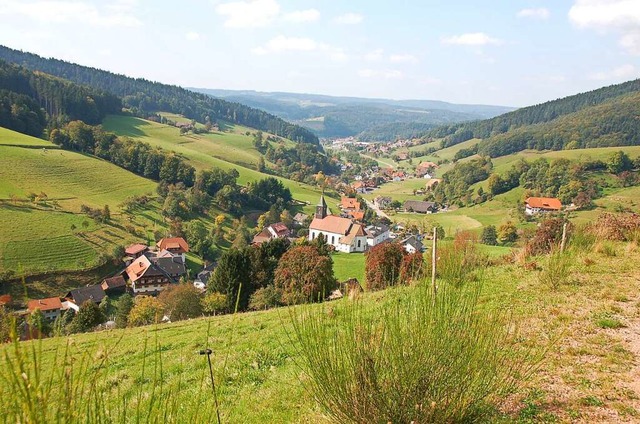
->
[308,195,368,253]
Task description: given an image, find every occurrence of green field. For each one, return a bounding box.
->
[4,242,640,422]
[0,128,160,278]
[103,115,330,212]
[331,252,365,283]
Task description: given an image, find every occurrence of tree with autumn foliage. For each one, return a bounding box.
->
[399,252,425,284]
[274,245,336,305]
[158,283,203,321]
[365,243,406,291]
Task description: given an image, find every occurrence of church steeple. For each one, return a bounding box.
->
[315,194,327,219]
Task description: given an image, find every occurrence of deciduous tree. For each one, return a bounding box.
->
[274,246,336,305]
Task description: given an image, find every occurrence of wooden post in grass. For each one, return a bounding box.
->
[431,227,437,296]
[560,222,568,253]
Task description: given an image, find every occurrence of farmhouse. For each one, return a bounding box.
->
[293,212,309,226]
[156,237,189,260]
[309,195,367,253]
[125,251,186,295]
[365,224,391,247]
[101,275,127,296]
[124,243,148,258]
[252,222,291,245]
[525,197,562,215]
[373,196,392,209]
[404,200,437,214]
[399,235,424,254]
[27,297,62,321]
[65,285,106,308]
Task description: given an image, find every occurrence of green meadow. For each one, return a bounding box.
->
[102,115,331,213]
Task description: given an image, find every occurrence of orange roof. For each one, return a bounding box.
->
[156,237,189,253]
[348,210,365,221]
[27,297,62,312]
[0,294,12,306]
[125,256,152,282]
[352,181,364,189]
[310,215,353,235]
[340,197,361,210]
[125,243,148,256]
[526,197,562,210]
[340,223,366,245]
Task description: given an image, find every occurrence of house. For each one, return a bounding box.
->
[340,197,361,211]
[293,212,309,226]
[525,197,562,215]
[65,285,106,307]
[124,243,148,259]
[156,237,189,260]
[373,196,392,209]
[194,268,214,290]
[252,222,291,245]
[399,235,424,254]
[345,210,365,221]
[27,297,62,321]
[101,275,127,296]
[404,200,438,214]
[365,224,391,247]
[352,181,366,194]
[308,196,368,253]
[124,251,186,295]
[415,161,439,177]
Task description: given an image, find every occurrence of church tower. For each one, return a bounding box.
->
[315,194,327,219]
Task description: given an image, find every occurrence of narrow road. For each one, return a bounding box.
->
[365,199,390,220]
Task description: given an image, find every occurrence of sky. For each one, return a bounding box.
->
[1,0,639,107]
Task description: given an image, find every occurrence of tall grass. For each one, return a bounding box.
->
[290,281,540,423]
[539,249,572,290]
[0,323,222,423]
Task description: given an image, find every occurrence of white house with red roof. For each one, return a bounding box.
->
[525,197,562,215]
[308,196,367,253]
[27,297,62,321]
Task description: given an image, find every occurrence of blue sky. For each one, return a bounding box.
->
[0,0,639,106]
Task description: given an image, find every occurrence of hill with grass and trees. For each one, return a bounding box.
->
[422,78,640,156]
[0,45,319,145]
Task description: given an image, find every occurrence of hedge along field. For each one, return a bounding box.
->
[102,115,332,213]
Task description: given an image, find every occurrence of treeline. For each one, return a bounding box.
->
[51,120,196,185]
[265,142,337,183]
[357,122,435,142]
[424,78,640,154]
[428,157,492,205]
[0,60,120,132]
[0,45,319,145]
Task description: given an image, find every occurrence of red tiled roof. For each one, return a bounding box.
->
[27,297,62,312]
[124,243,148,256]
[157,237,190,253]
[270,222,289,235]
[526,197,562,210]
[310,215,353,235]
[125,256,152,282]
[348,210,365,221]
[340,223,366,245]
[340,197,361,210]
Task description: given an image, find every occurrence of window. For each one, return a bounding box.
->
[357,240,361,248]
[312,232,315,240]
[331,235,335,244]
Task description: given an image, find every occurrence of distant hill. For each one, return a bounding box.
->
[190,88,515,139]
[425,78,640,157]
[0,45,319,145]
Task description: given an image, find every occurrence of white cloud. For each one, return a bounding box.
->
[333,13,363,25]
[185,31,201,41]
[441,32,503,46]
[252,35,348,61]
[569,0,640,54]
[364,49,384,61]
[0,0,142,27]
[588,64,638,80]
[358,69,403,79]
[215,0,280,28]
[282,8,319,23]
[517,8,550,20]
[389,53,418,64]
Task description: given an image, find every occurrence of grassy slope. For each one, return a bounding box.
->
[0,127,157,278]
[102,115,330,213]
[331,252,365,283]
[5,242,640,422]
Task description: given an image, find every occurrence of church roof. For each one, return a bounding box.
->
[310,215,353,235]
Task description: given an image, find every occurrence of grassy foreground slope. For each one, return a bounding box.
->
[0,127,156,277]
[102,115,331,212]
[3,242,640,422]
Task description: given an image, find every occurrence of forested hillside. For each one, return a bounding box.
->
[0,45,318,145]
[0,60,120,136]
[425,78,640,155]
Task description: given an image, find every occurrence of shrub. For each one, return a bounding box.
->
[481,225,498,245]
[249,286,283,311]
[158,284,203,321]
[437,231,485,286]
[527,218,568,255]
[68,301,104,334]
[128,296,164,327]
[365,243,406,290]
[201,292,228,315]
[291,282,539,423]
[539,250,571,290]
[587,213,640,241]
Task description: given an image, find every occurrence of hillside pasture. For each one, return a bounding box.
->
[102,115,330,212]
[0,127,54,147]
